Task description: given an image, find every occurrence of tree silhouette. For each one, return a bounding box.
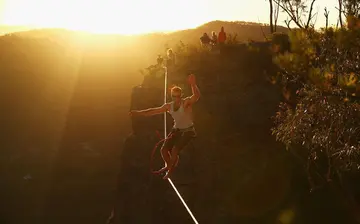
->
[273,0,317,30]
[269,0,275,33]
[268,0,281,33]
[324,7,330,29]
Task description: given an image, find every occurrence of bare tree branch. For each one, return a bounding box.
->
[274,0,317,30]
[285,18,293,30]
[274,0,305,29]
[324,7,330,29]
[306,0,317,28]
[274,2,280,31]
[258,17,269,40]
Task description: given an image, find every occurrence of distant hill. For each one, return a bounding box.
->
[0,25,35,35]
[166,20,289,44]
[0,20,290,68]
[124,20,289,47]
[4,20,289,41]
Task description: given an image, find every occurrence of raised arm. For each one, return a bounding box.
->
[187,74,200,105]
[129,103,170,117]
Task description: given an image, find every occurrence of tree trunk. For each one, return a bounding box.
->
[269,0,274,33]
[339,0,343,28]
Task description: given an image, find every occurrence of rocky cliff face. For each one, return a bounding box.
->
[113,43,294,223]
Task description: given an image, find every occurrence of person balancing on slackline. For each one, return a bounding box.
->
[129,74,200,179]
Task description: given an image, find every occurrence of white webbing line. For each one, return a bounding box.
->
[163,66,199,224]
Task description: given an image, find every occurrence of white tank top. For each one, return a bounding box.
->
[168,100,194,129]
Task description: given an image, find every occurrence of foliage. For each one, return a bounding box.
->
[272,27,360,189]
[270,32,291,53]
[343,0,360,16]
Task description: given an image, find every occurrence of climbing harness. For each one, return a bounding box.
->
[150,127,196,174]
[150,66,199,224]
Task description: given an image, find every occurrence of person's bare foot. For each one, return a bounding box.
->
[152,166,168,174]
[163,170,173,180]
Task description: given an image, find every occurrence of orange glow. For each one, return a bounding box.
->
[1,0,340,35]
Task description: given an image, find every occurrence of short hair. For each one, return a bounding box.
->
[171,86,182,95]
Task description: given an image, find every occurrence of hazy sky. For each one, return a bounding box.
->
[0,0,340,34]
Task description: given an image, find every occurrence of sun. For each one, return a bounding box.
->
[1,0,210,35]
[1,0,154,35]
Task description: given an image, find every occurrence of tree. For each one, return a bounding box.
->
[273,0,318,30]
[338,0,343,28]
[343,0,360,16]
[268,0,281,33]
[272,27,360,222]
[324,7,330,29]
[269,0,274,33]
[336,0,360,29]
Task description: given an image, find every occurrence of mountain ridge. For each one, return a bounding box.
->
[1,20,289,41]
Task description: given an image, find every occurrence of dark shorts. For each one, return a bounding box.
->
[162,126,196,151]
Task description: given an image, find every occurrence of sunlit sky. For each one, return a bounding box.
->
[0,0,340,34]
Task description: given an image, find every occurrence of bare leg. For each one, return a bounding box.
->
[166,152,179,167]
[163,147,180,179]
[165,147,179,167]
[168,151,179,167]
[153,145,171,174]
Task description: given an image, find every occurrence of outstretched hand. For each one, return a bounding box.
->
[187,74,196,85]
[128,110,139,117]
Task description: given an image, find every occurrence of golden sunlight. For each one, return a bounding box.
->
[1,0,340,34]
[1,0,212,35]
